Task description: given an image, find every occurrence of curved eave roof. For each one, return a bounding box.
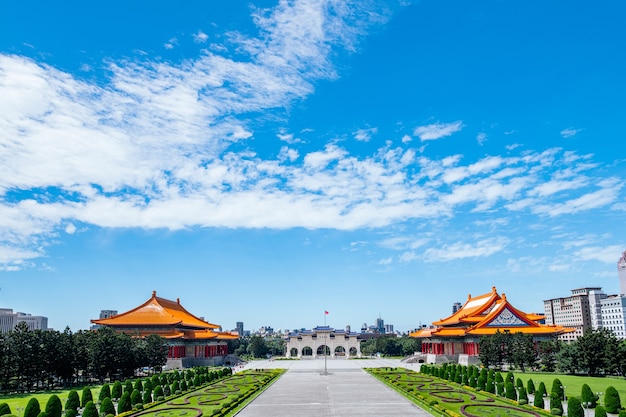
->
[91,291,219,329]
[433,287,500,326]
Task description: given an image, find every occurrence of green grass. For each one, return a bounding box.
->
[508,372,626,402]
[0,387,103,414]
[367,367,554,417]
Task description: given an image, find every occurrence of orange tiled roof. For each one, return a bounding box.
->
[411,287,574,338]
[433,287,500,326]
[91,291,219,330]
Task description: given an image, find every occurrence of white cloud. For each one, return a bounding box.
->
[401,134,412,143]
[560,127,582,138]
[194,31,209,43]
[476,132,487,145]
[413,121,464,141]
[353,127,378,142]
[422,237,509,262]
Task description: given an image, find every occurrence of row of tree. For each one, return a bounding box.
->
[478,328,626,376]
[421,363,625,416]
[0,367,231,417]
[0,323,168,393]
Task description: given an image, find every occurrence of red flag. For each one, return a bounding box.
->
[325,310,329,315]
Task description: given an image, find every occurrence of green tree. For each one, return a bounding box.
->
[538,339,558,372]
[124,380,133,395]
[604,386,621,414]
[0,403,12,416]
[510,332,537,371]
[247,336,269,358]
[153,385,164,399]
[505,382,517,401]
[581,384,597,409]
[44,395,62,417]
[533,384,545,409]
[100,398,115,417]
[23,398,41,417]
[556,341,579,374]
[111,381,122,400]
[81,402,96,417]
[65,391,79,412]
[527,379,535,395]
[595,405,607,417]
[518,386,528,405]
[81,387,93,408]
[117,392,131,414]
[130,389,142,407]
[142,389,152,404]
[550,391,563,416]
[99,384,111,403]
[551,378,565,403]
[133,379,143,393]
[578,329,618,375]
[568,397,584,417]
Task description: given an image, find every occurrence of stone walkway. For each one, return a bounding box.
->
[235,358,432,417]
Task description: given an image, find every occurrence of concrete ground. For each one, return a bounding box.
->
[234,358,433,417]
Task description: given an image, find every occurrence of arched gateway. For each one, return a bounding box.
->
[284,326,361,358]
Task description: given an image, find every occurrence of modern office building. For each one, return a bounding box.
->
[236,321,244,336]
[600,295,626,338]
[543,287,601,341]
[0,308,49,333]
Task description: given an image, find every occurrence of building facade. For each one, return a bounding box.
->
[0,308,49,333]
[412,287,572,364]
[284,326,361,358]
[543,287,602,341]
[91,291,238,369]
[600,295,626,339]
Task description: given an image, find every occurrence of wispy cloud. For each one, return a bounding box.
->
[194,31,209,43]
[353,127,378,142]
[413,121,463,141]
[561,127,583,138]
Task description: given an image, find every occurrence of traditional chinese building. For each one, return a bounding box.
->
[410,287,573,365]
[91,291,238,369]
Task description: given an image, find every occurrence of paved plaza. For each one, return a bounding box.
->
[235,358,433,417]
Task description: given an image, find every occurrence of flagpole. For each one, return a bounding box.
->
[324,310,328,374]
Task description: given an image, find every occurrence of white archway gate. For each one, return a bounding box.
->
[284,326,361,358]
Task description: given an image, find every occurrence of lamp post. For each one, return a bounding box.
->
[582,401,592,417]
[597,392,603,406]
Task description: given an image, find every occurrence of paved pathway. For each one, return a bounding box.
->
[235,358,432,417]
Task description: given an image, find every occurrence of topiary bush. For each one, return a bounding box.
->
[605,386,621,414]
[550,391,563,416]
[111,381,123,400]
[0,403,12,416]
[100,397,115,416]
[594,405,607,417]
[65,391,79,413]
[142,389,152,404]
[527,379,535,395]
[81,387,93,408]
[117,392,132,414]
[130,389,142,407]
[505,382,517,401]
[36,412,48,417]
[581,383,597,409]
[153,385,164,399]
[518,386,528,405]
[64,410,76,417]
[80,402,96,417]
[24,398,41,417]
[567,397,584,417]
[99,384,111,403]
[44,395,62,417]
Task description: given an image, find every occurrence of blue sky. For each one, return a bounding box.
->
[1,0,625,334]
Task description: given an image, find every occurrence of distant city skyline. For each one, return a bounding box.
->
[1,1,625,332]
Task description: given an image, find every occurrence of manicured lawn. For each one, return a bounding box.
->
[511,372,626,404]
[0,387,103,414]
[131,369,284,417]
[367,367,552,417]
